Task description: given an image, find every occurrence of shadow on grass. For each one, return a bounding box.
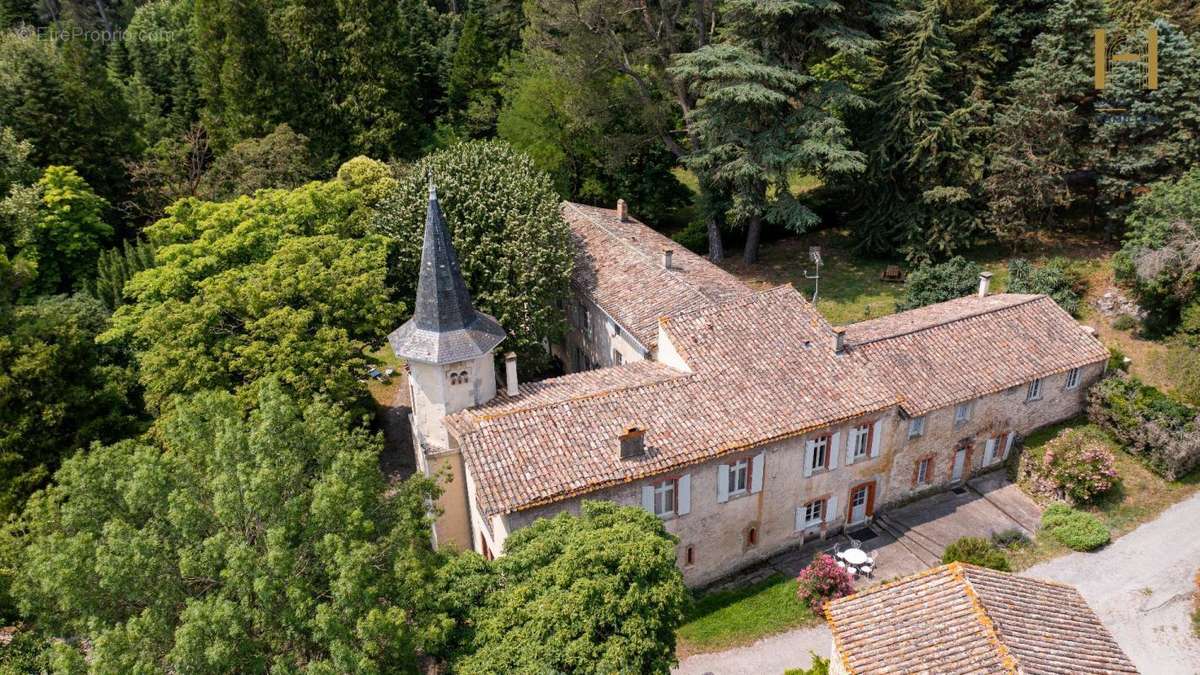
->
[677,574,817,655]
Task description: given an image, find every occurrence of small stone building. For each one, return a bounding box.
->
[825,562,1138,674]
[391,195,1110,585]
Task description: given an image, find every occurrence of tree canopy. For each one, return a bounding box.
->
[437,501,687,674]
[104,160,399,413]
[10,382,443,673]
[373,140,572,371]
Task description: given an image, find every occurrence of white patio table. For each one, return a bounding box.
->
[841,548,869,566]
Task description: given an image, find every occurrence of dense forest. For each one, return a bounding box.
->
[1,0,1199,671]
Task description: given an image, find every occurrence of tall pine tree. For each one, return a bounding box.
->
[852,0,1000,262]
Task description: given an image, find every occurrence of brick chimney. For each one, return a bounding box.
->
[662,248,674,270]
[834,327,846,355]
[978,272,993,298]
[619,425,646,459]
[616,199,628,222]
[504,352,519,397]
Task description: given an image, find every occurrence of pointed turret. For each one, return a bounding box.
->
[388,182,506,364]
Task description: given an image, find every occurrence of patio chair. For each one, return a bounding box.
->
[860,564,873,578]
[849,538,862,549]
[828,542,842,558]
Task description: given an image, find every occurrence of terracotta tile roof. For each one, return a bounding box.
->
[843,295,1109,416]
[826,563,1137,675]
[449,285,895,516]
[562,202,752,349]
[460,360,684,418]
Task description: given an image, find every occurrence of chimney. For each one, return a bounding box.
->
[662,248,674,270]
[616,198,628,222]
[504,352,519,397]
[978,272,993,298]
[619,426,646,459]
[833,327,846,355]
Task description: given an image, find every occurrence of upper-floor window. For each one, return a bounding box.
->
[1065,367,1081,390]
[908,416,926,439]
[808,434,830,472]
[954,401,973,427]
[728,459,749,496]
[653,479,677,517]
[1027,378,1043,401]
[448,370,469,385]
[612,349,624,366]
[849,424,870,460]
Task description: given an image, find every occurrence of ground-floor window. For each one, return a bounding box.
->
[916,457,931,486]
[745,526,758,547]
[684,545,695,566]
[803,499,824,527]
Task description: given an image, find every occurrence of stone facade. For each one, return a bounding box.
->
[559,295,648,371]
[883,361,1105,504]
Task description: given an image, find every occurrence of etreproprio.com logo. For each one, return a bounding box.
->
[8,23,174,43]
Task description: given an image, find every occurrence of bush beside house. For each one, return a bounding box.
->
[1019,427,1118,504]
[1088,374,1200,480]
[796,554,854,610]
[1041,503,1111,551]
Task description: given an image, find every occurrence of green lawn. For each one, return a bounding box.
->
[1008,418,1200,570]
[676,574,818,656]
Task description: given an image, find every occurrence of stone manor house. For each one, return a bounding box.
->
[389,187,1110,587]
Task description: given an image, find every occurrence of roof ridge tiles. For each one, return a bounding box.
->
[564,202,726,305]
[843,294,1046,347]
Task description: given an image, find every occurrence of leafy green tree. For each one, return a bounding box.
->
[30,166,113,294]
[199,123,317,200]
[524,0,729,258]
[373,141,572,372]
[671,43,866,264]
[497,55,691,226]
[104,161,400,412]
[114,0,201,147]
[441,501,686,674]
[0,33,139,206]
[1114,168,1200,331]
[852,0,1000,262]
[11,382,443,673]
[898,256,984,310]
[1006,258,1084,315]
[1092,20,1200,220]
[0,293,142,521]
[0,126,35,198]
[85,239,156,311]
[195,0,445,162]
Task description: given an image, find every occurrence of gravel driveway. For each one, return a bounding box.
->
[1025,492,1200,674]
[675,492,1200,675]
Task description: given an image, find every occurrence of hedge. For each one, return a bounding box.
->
[941,537,1011,571]
[1088,374,1200,480]
[1041,503,1111,551]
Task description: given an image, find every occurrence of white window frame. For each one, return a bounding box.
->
[1027,378,1043,401]
[653,479,677,517]
[803,499,824,528]
[908,416,926,439]
[917,458,931,485]
[849,425,870,460]
[1065,367,1081,390]
[728,459,749,496]
[809,435,829,472]
[954,401,972,426]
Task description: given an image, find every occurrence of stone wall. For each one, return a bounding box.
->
[561,295,648,372]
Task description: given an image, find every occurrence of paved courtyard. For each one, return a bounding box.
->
[675,483,1200,675]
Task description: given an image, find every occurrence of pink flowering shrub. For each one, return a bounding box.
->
[796,554,854,609]
[1028,428,1119,504]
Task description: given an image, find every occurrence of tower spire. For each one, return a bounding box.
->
[388,182,506,364]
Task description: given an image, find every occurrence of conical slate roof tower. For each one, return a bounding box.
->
[388,182,506,364]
